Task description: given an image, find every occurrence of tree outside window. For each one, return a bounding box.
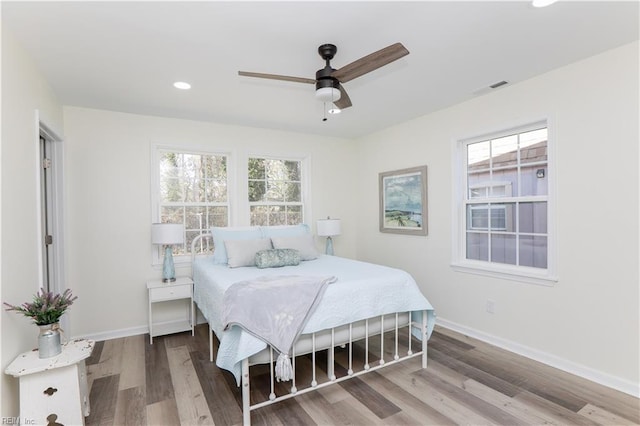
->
[158,150,228,255]
[248,157,303,226]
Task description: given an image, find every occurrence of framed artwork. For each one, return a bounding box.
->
[379,165,428,236]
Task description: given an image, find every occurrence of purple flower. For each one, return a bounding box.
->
[4,288,77,325]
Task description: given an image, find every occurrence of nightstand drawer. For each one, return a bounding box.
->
[149,284,191,302]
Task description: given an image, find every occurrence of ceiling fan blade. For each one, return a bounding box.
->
[332,42,409,83]
[334,86,352,109]
[238,71,315,85]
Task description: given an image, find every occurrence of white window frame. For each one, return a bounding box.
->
[451,120,558,285]
[151,144,231,265]
[468,204,508,231]
[469,181,512,199]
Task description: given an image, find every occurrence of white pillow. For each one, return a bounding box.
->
[224,238,272,268]
[271,235,319,261]
[261,224,310,238]
[211,226,262,264]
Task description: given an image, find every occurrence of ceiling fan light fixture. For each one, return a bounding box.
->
[315,87,341,102]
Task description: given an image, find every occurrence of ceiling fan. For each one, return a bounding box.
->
[238,42,409,111]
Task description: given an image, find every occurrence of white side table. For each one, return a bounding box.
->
[147,277,194,344]
[5,338,94,426]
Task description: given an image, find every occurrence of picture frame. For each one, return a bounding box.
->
[379,165,428,236]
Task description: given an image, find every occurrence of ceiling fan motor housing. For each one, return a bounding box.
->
[315,42,339,91]
[315,69,340,90]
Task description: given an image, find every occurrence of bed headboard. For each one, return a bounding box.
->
[191,232,214,265]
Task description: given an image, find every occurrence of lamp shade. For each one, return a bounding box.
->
[317,218,341,237]
[151,223,184,245]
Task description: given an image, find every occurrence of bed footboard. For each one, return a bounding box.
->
[240,310,429,426]
[191,232,431,424]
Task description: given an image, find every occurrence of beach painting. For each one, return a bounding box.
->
[379,165,428,235]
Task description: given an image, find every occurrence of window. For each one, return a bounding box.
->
[453,122,556,284]
[468,204,508,231]
[152,148,310,264]
[248,157,304,226]
[154,148,229,258]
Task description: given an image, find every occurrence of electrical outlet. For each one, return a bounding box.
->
[486,299,496,314]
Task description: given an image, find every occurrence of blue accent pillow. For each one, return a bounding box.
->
[255,249,301,269]
[211,227,262,264]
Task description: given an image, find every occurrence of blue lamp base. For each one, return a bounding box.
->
[325,236,334,256]
[162,246,176,282]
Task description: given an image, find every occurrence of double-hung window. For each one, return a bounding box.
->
[248,156,304,226]
[153,148,229,259]
[453,121,556,284]
[152,149,309,264]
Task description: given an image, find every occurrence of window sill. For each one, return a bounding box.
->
[450,261,558,287]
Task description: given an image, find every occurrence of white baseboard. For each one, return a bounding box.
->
[72,324,149,342]
[436,317,639,398]
[71,317,208,343]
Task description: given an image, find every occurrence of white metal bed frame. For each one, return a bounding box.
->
[191,233,429,425]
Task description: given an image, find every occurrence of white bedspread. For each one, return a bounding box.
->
[193,255,435,384]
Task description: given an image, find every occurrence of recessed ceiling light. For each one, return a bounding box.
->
[532,0,558,7]
[173,81,191,90]
[328,108,341,115]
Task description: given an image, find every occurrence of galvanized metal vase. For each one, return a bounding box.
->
[38,323,62,358]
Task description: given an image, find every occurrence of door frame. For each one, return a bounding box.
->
[35,111,67,328]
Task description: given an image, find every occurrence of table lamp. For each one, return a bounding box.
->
[151,223,184,282]
[317,217,341,255]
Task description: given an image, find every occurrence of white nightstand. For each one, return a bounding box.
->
[147,277,194,344]
[5,339,94,426]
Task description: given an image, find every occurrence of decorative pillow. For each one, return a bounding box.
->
[211,226,262,264]
[260,224,310,238]
[271,235,319,261]
[225,238,272,268]
[255,249,301,269]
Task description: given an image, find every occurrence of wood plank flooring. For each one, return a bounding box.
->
[85,324,639,425]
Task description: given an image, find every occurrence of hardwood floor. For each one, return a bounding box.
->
[85,324,639,425]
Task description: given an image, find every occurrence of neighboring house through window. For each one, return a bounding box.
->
[453,121,556,284]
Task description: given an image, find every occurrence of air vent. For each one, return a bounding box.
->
[489,80,508,89]
[472,80,510,95]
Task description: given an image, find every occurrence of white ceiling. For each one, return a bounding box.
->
[3,1,638,139]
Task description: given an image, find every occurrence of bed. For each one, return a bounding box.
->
[191,226,435,425]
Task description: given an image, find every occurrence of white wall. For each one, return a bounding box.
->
[62,107,358,339]
[355,41,639,395]
[1,27,64,416]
